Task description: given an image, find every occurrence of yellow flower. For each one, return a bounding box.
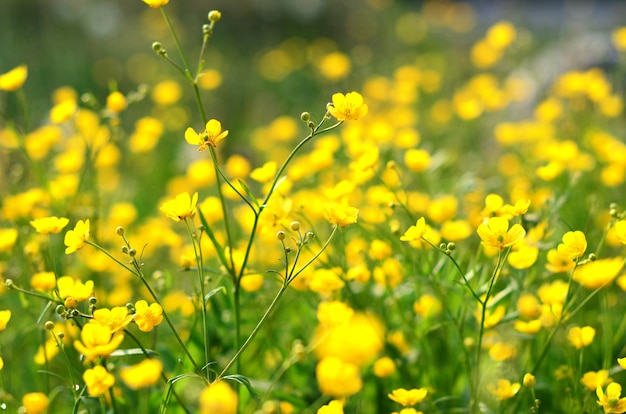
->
[64,219,90,254]
[557,230,587,259]
[327,92,368,121]
[120,358,163,389]
[0,64,28,91]
[400,217,426,242]
[73,323,125,362]
[597,382,626,413]
[614,220,626,244]
[249,161,277,183]
[316,356,363,398]
[619,358,626,370]
[133,300,164,332]
[30,216,70,234]
[523,373,536,387]
[612,27,626,51]
[160,192,198,222]
[476,216,526,250]
[487,379,521,400]
[317,400,344,414]
[0,356,3,370]
[573,257,623,289]
[21,392,48,414]
[92,307,133,333]
[323,202,359,227]
[373,356,396,378]
[142,0,169,8]
[0,310,11,330]
[581,370,611,391]
[199,381,238,414]
[388,388,428,406]
[317,301,354,327]
[184,119,228,151]
[83,365,115,396]
[106,91,127,113]
[0,228,19,252]
[567,326,596,349]
[56,276,94,301]
[545,248,576,273]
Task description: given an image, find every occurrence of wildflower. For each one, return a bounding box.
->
[0,64,28,91]
[613,220,626,244]
[597,382,626,413]
[514,319,542,334]
[488,342,517,361]
[619,358,626,370]
[56,276,94,302]
[388,388,428,406]
[317,400,344,414]
[404,149,431,172]
[475,304,506,329]
[613,27,626,51]
[133,300,164,332]
[106,91,127,113]
[92,307,133,333]
[316,356,363,398]
[523,373,536,387]
[400,217,426,242]
[373,356,396,377]
[413,294,442,318]
[0,356,3,370]
[30,216,69,234]
[249,161,277,183]
[545,248,576,273]
[73,323,125,362]
[557,230,587,259]
[327,92,368,121]
[507,243,539,269]
[0,310,11,330]
[64,219,90,254]
[317,301,354,327]
[567,326,596,349]
[487,379,521,400]
[324,202,359,227]
[318,52,351,81]
[160,192,198,222]
[477,216,526,250]
[199,381,238,414]
[573,257,623,289]
[582,370,611,391]
[120,358,163,389]
[21,392,48,414]
[185,119,228,151]
[142,0,169,8]
[0,228,18,252]
[83,365,115,396]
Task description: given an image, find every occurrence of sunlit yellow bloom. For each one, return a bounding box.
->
[199,380,238,414]
[0,310,11,331]
[477,216,526,250]
[619,358,626,370]
[249,161,277,183]
[318,52,351,81]
[612,27,626,51]
[614,220,626,244]
[475,304,506,329]
[485,21,517,49]
[0,228,19,252]
[388,388,428,406]
[30,272,56,291]
[160,192,198,222]
[400,217,426,242]
[83,365,115,396]
[0,64,28,91]
[487,379,520,400]
[120,358,163,389]
[316,356,362,398]
[373,356,396,378]
[185,119,228,151]
[573,257,623,289]
[64,219,90,254]
[92,307,132,333]
[324,202,359,227]
[327,92,368,121]
[56,276,94,301]
[488,341,517,361]
[581,370,611,391]
[30,216,69,234]
[545,248,576,273]
[404,149,431,172]
[21,392,48,414]
[73,323,124,362]
[317,400,344,414]
[143,0,169,8]
[514,319,542,334]
[413,294,442,318]
[317,301,354,327]
[106,91,127,113]
[567,326,596,349]
[133,300,164,332]
[557,230,587,259]
[507,243,539,269]
[597,382,626,413]
[523,373,536,387]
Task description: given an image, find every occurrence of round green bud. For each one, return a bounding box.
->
[116,226,125,236]
[208,10,222,22]
[44,321,55,331]
[128,248,137,257]
[588,253,597,261]
[55,305,66,315]
[290,221,300,231]
[152,42,163,52]
[121,245,129,254]
[88,296,97,305]
[300,112,311,122]
[447,242,456,251]
[276,230,286,241]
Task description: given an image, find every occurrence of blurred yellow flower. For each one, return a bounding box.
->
[318,52,351,81]
[388,388,428,406]
[30,271,56,291]
[327,92,368,121]
[160,192,198,222]
[581,370,611,391]
[477,216,526,250]
[373,356,396,378]
[404,149,431,172]
[545,248,576,273]
[316,356,362,398]
[199,381,238,414]
[567,326,595,349]
[133,300,164,332]
[249,161,277,183]
[573,257,623,289]
[324,202,358,227]
[0,228,18,252]
[120,358,163,389]
[557,230,587,259]
[83,365,115,396]
[614,220,626,244]
[64,219,90,254]
[73,323,124,362]
[92,307,133,333]
[487,379,520,400]
[142,0,169,8]
[185,119,228,151]
[317,301,354,327]
[106,91,127,113]
[21,392,48,414]
[612,27,626,51]
[597,382,626,413]
[0,310,11,331]
[30,216,69,234]
[151,80,182,106]
[0,64,28,91]
[317,400,344,414]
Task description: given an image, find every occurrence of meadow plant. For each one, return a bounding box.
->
[3,1,626,413]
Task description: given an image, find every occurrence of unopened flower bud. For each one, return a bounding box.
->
[128,248,137,257]
[276,230,286,241]
[300,112,311,122]
[55,305,66,315]
[588,253,597,261]
[290,221,300,231]
[89,296,97,305]
[116,226,125,236]
[202,24,211,35]
[447,242,456,251]
[45,321,55,331]
[208,10,222,22]
[64,297,78,309]
[121,245,129,254]
[523,373,536,387]
[152,42,163,52]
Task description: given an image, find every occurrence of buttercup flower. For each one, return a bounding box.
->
[477,216,526,250]
[597,382,626,413]
[83,365,115,396]
[56,276,94,302]
[324,202,359,227]
[133,300,164,332]
[567,326,596,349]
[21,392,48,414]
[327,92,368,121]
[92,307,133,333]
[73,323,125,362]
[582,370,611,391]
[400,217,426,242]
[613,220,626,244]
[487,379,520,400]
[316,356,363,398]
[0,64,28,91]
[199,381,238,414]
[160,192,198,222]
[120,358,163,389]
[388,388,428,406]
[64,219,90,254]
[185,119,228,151]
[557,230,587,259]
[0,228,19,252]
[317,400,344,414]
[142,0,169,8]
[0,310,11,331]
[30,216,69,234]
[106,91,127,113]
